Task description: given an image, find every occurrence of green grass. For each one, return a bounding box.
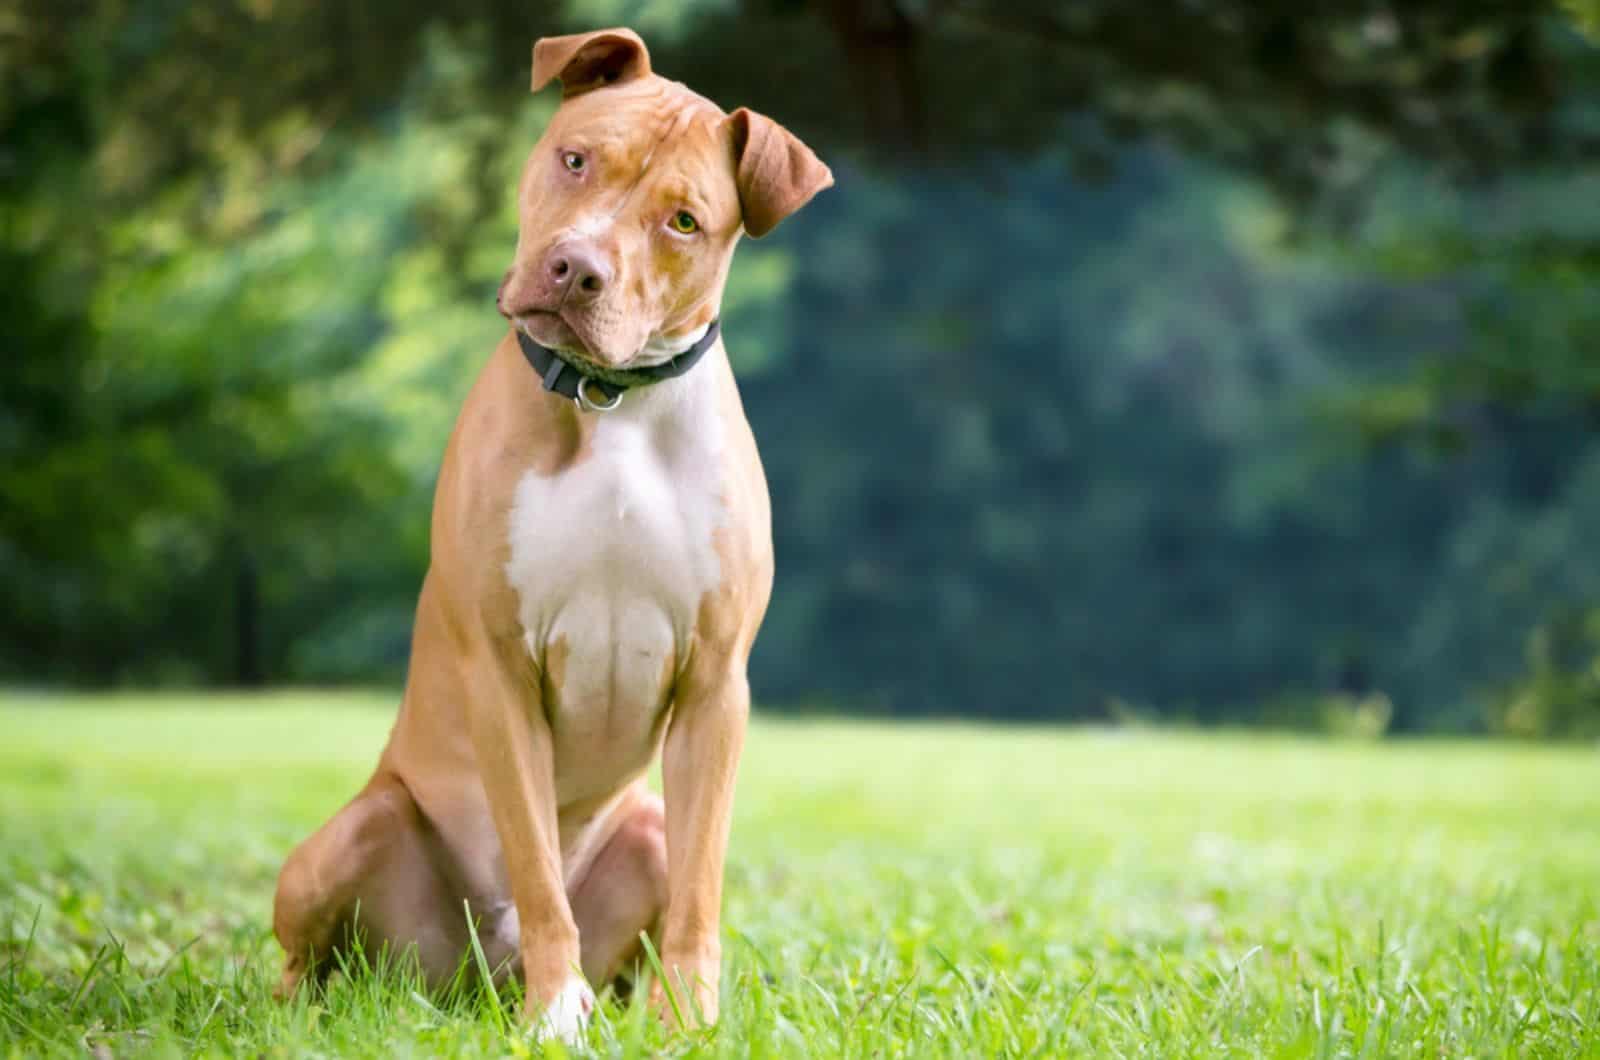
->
[2,691,1597,1057]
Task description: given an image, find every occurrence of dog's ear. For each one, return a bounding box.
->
[531,28,651,98]
[727,108,834,238]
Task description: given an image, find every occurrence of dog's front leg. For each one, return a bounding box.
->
[656,660,750,1028]
[461,629,590,1039]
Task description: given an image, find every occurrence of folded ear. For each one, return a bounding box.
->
[727,108,834,238]
[531,28,651,98]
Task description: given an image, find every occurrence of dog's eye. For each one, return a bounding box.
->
[561,152,585,173]
[669,211,699,234]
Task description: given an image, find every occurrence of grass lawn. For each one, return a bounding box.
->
[1,691,1597,1057]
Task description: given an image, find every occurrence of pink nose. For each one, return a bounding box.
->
[545,241,611,305]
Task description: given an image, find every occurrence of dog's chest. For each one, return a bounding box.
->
[504,386,726,798]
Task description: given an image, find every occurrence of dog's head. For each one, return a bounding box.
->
[497,28,833,369]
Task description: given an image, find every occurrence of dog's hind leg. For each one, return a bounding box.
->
[272,771,465,997]
[566,781,668,991]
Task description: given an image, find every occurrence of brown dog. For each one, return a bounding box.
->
[271,27,830,1041]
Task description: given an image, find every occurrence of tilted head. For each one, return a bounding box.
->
[497,28,834,369]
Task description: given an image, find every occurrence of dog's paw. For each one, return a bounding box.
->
[531,975,595,1045]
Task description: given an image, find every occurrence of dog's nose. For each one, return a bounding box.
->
[546,242,611,305]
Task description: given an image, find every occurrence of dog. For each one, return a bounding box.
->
[271,27,831,1041]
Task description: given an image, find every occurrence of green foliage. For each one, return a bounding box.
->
[5,2,1586,200]
[1,30,536,684]
[736,152,1600,726]
[5,6,1600,728]
[1489,610,1600,739]
[1260,692,1395,740]
[3,693,1599,1055]
[1562,0,1600,37]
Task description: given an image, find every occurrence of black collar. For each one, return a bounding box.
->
[515,319,720,410]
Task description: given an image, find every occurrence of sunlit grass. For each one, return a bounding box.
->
[2,690,1598,1056]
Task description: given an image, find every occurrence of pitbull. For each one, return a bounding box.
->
[271,27,831,1041]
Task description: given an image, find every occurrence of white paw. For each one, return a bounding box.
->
[532,974,595,1045]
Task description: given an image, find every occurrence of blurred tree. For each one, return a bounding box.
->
[5,3,1589,195]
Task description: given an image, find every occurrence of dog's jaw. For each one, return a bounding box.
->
[513,313,716,372]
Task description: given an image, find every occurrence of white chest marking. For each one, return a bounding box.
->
[504,369,727,784]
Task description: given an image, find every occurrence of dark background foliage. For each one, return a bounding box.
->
[5,1,1600,734]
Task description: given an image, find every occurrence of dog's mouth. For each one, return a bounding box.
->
[515,309,587,354]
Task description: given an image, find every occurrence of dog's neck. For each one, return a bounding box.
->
[638,318,716,363]
[582,339,726,430]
